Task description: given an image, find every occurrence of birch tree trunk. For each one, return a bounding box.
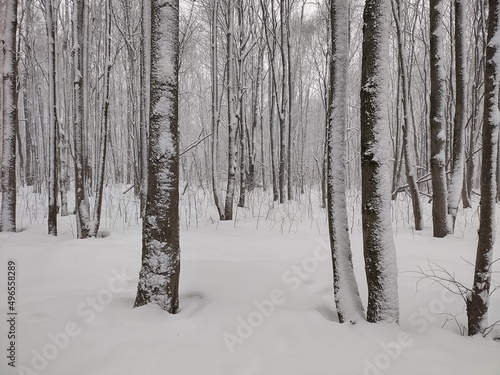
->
[45,0,58,236]
[328,0,364,324]
[134,0,180,313]
[429,0,450,238]
[0,0,18,233]
[360,0,399,323]
[467,0,499,336]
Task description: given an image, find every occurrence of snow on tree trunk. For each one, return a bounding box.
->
[46,0,58,236]
[327,0,365,324]
[391,0,424,231]
[140,0,152,217]
[467,0,499,336]
[91,0,112,238]
[448,0,467,231]
[134,0,180,313]
[429,0,450,238]
[73,0,91,239]
[210,0,224,220]
[0,0,18,233]
[224,0,237,221]
[360,0,399,323]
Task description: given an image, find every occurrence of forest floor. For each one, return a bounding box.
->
[1,187,500,374]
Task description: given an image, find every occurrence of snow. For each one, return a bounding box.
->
[1,188,499,374]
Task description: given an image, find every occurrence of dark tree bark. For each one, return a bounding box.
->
[360,0,399,323]
[0,0,18,233]
[467,0,499,336]
[448,0,467,231]
[91,0,112,238]
[429,0,450,238]
[328,0,364,324]
[134,0,180,313]
[73,0,91,238]
[45,0,58,236]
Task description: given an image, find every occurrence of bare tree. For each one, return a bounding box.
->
[391,0,424,231]
[135,0,180,313]
[45,0,58,236]
[448,0,467,231]
[467,0,499,336]
[360,0,399,323]
[429,0,449,238]
[73,0,91,238]
[327,0,364,324]
[0,0,18,233]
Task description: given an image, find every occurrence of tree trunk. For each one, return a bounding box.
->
[448,0,467,230]
[391,0,424,231]
[91,0,112,238]
[46,0,58,236]
[0,0,18,233]
[360,0,399,323]
[429,0,449,238]
[73,0,91,238]
[467,0,499,336]
[328,0,364,324]
[224,0,237,220]
[135,0,180,313]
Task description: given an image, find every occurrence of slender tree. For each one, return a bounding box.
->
[448,0,467,230]
[135,0,180,313]
[391,0,424,231]
[45,0,58,236]
[224,0,237,220]
[429,0,449,237]
[360,0,399,323]
[0,0,18,233]
[328,0,364,323]
[73,0,91,238]
[467,0,499,336]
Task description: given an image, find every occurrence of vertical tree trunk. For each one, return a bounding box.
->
[360,0,399,323]
[0,0,18,233]
[135,0,180,313]
[429,0,450,238]
[224,0,237,220]
[46,0,58,236]
[210,0,224,219]
[448,0,467,230]
[392,0,424,231]
[73,0,91,238]
[467,0,499,336]
[91,0,112,238]
[328,0,364,324]
[139,0,151,216]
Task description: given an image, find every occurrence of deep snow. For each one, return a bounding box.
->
[1,188,499,374]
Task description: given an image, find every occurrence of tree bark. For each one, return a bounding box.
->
[448,0,467,230]
[467,0,499,336]
[46,0,58,236]
[328,0,364,324]
[429,0,450,238]
[0,0,18,233]
[135,0,180,313]
[360,0,399,323]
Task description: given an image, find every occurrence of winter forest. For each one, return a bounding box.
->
[1,0,500,373]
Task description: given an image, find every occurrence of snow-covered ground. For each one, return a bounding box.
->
[1,187,499,374]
